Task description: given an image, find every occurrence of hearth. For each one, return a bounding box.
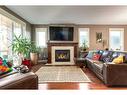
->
[55,50,70,62]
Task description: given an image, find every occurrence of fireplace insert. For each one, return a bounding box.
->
[55,50,70,62]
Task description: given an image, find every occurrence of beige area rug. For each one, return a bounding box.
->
[35,66,91,83]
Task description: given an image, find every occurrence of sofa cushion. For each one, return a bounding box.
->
[88,59,104,75]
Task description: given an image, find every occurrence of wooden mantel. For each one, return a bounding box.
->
[47,41,78,63]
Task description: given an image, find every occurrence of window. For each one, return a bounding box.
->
[36,28,47,47]
[0,9,27,58]
[109,28,124,51]
[0,14,13,57]
[79,28,89,47]
[13,22,22,37]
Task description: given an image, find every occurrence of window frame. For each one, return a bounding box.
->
[0,8,27,57]
[35,28,47,47]
[78,28,90,47]
[109,28,124,51]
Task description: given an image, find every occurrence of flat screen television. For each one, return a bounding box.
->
[49,26,74,41]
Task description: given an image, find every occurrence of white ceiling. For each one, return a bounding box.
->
[6,6,127,24]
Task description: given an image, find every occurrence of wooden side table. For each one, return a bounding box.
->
[74,58,86,68]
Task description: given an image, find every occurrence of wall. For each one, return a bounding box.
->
[31,24,78,42]
[32,24,127,51]
[77,25,127,51]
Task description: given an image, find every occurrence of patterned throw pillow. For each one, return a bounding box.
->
[99,51,109,61]
[0,65,12,75]
[92,54,101,60]
[98,50,104,55]
[103,57,111,63]
[109,52,120,62]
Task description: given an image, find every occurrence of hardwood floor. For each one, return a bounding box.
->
[32,63,127,90]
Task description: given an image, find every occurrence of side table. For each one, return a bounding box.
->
[74,57,86,68]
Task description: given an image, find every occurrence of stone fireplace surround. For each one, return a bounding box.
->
[47,41,78,65]
[52,46,74,65]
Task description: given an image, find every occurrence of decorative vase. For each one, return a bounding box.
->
[13,55,22,67]
[30,53,38,65]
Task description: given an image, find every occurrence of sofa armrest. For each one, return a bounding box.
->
[103,63,127,86]
[0,72,38,89]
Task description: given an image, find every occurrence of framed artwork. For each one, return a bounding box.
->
[96,32,102,43]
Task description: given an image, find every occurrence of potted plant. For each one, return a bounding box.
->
[11,35,31,66]
[29,42,40,65]
[81,40,89,51]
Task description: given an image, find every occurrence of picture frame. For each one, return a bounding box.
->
[96,32,102,43]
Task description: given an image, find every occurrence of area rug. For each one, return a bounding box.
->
[35,66,91,83]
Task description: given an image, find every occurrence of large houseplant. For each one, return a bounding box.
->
[11,35,31,67]
[11,35,31,59]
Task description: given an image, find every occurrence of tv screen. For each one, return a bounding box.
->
[49,26,74,41]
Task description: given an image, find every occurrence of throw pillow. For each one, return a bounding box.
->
[0,65,12,75]
[98,50,104,55]
[103,57,111,63]
[92,54,101,60]
[100,51,113,62]
[86,51,94,59]
[109,52,120,62]
[112,55,124,64]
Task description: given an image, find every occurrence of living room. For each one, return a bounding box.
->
[1,4,127,95]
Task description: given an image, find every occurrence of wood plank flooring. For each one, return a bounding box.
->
[32,63,127,90]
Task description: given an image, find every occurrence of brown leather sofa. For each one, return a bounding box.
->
[0,71,38,89]
[85,50,127,86]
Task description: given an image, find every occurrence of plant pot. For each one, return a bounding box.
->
[30,53,38,65]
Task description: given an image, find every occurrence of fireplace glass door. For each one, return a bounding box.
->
[55,50,70,62]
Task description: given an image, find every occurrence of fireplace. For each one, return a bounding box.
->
[51,46,75,65]
[55,50,70,62]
